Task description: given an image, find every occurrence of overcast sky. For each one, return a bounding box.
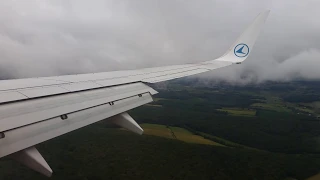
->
[0,0,319,84]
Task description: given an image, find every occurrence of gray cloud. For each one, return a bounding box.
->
[0,0,319,83]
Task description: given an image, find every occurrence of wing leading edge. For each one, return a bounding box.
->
[0,11,270,176]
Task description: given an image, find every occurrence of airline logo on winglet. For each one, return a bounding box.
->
[234,43,249,57]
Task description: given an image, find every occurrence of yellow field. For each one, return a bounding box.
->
[141,123,225,146]
[173,132,224,146]
[306,173,320,180]
[141,124,173,139]
[144,104,163,107]
[217,108,256,117]
[170,127,193,135]
[153,98,167,102]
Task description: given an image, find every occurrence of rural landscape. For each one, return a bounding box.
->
[1,79,320,180]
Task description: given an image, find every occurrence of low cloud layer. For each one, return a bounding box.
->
[0,0,319,84]
[196,49,320,85]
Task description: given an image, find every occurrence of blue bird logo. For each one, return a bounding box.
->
[234,43,249,57]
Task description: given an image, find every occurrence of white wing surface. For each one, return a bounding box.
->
[0,11,269,176]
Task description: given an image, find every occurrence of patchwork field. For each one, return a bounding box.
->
[2,81,320,179]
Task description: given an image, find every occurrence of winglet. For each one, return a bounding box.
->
[215,10,270,63]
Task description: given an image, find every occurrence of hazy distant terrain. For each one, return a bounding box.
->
[1,80,320,180]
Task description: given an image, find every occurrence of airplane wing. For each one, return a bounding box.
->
[0,11,269,176]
